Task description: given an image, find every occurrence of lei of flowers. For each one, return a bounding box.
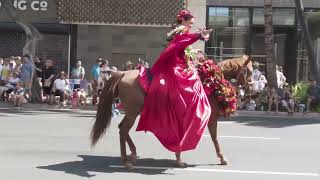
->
[196,60,237,117]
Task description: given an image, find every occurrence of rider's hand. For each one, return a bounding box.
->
[200,29,213,41]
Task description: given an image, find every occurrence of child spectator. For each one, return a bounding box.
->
[9,82,27,107]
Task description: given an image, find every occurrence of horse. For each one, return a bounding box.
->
[90,55,253,169]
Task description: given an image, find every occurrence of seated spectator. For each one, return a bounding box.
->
[78,89,87,106]
[281,85,294,114]
[267,87,280,112]
[306,80,320,113]
[42,59,55,102]
[9,82,27,107]
[51,71,69,105]
[0,73,20,99]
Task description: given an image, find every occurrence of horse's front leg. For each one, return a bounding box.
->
[208,118,228,165]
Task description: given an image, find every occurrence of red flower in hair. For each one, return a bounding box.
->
[177,9,193,21]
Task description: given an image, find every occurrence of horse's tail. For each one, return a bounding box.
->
[90,72,125,147]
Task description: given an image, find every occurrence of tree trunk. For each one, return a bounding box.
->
[1,0,43,102]
[264,0,278,88]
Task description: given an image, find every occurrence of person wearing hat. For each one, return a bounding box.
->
[51,71,69,105]
[125,60,134,71]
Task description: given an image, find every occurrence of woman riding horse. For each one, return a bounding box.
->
[90,10,253,169]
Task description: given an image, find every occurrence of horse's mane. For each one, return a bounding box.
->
[218,57,246,78]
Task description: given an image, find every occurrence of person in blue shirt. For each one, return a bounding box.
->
[20,55,33,100]
[91,58,102,105]
[91,58,102,81]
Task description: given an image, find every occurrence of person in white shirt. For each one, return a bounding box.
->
[0,58,3,79]
[276,65,286,89]
[52,71,69,104]
[98,60,111,89]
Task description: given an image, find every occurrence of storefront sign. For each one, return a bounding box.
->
[0,0,57,23]
[0,0,48,11]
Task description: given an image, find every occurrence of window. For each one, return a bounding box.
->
[253,8,295,25]
[207,7,249,60]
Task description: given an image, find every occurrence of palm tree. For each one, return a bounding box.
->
[264,0,277,88]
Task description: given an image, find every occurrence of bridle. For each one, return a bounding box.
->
[236,56,252,87]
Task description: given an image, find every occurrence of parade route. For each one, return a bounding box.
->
[0,108,320,180]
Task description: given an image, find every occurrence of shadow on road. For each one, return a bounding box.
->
[221,115,320,128]
[37,155,198,177]
[0,108,96,117]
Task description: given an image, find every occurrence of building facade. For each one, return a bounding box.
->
[204,0,320,83]
[1,0,319,82]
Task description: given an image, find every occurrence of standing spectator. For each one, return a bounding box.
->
[267,87,279,113]
[0,58,3,79]
[51,71,69,105]
[1,58,12,81]
[20,55,33,100]
[98,60,111,89]
[71,60,85,90]
[306,80,320,113]
[125,60,134,71]
[91,59,102,105]
[9,82,27,107]
[252,61,263,82]
[281,85,295,114]
[276,65,286,89]
[9,57,16,69]
[91,58,102,82]
[35,56,43,80]
[14,56,22,76]
[41,59,55,102]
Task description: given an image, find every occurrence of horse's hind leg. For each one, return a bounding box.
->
[119,115,137,169]
[208,118,228,165]
[127,135,137,164]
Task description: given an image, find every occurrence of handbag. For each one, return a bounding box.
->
[44,79,51,87]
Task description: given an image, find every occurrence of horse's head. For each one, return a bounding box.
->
[236,55,253,88]
[218,55,254,92]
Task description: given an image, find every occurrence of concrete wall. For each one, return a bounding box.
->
[207,0,320,8]
[76,25,168,78]
[187,0,207,51]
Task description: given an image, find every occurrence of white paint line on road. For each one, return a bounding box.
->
[218,121,236,124]
[109,165,318,177]
[204,135,280,140]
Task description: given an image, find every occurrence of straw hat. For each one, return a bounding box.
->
[253,61,264,68]
[125,60,133,66]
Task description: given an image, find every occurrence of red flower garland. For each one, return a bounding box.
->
[197,60,237,117]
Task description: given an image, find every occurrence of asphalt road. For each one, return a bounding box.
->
[0,107,320,180]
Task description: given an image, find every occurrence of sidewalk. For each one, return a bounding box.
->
[0,101,97,111]
[235,110,320,119]
[0,101,319,118]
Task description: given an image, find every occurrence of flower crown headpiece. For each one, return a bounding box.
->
[176,9,194,22]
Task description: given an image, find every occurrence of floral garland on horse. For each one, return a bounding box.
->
[185,48,237,117]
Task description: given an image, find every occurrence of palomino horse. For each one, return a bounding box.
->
[90,55,253,168]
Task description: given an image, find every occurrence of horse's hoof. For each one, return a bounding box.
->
[130,154,138,164]
[123,161,134,170]
[220,159,228,165]
[175,161,187,168]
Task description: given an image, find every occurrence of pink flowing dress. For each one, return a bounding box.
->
[137,32,211,152]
